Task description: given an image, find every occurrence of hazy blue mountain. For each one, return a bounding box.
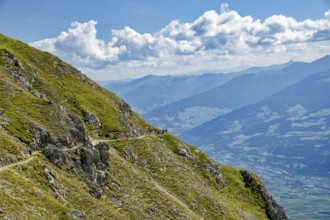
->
[103,73,237,114]
[101,62,294,115]
[180,69,330,176]
[144,56,330,135]
[237,60,294,75]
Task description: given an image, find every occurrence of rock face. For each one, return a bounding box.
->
[95,142,110,169]
[68,114,89,145]
[84,113,101,129]
[1,49,33,91]
[206,159,223,188]
[30,112,110,195]
[241,170,288,220]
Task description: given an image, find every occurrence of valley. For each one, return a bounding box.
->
[105,55,330,219]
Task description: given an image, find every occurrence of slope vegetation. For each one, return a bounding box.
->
[0,34,286,219]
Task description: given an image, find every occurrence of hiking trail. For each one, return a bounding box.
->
[0,157,34,172]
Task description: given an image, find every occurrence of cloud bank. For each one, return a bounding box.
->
[31,4,330,80]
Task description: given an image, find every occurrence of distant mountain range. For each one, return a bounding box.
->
[180,68,330,176]
[101,62,293,115]
[103,73,237,114]
[143,55,330,135]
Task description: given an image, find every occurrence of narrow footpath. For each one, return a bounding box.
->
[0,157,34,172]
[89,134,150,145]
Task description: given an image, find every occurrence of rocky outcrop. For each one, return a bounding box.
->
[1,49,33,91]
[30,113,110,198]
[70,210,86,220]
[95,142,110,169]
[177,144,191,159]
[79,142,110,198]
[84,113,101,129]
[43,144,68,167]
[68,114,88,145]
[1,49,23,69]
[206,159,223,188]
[30,125,55,149]
[241,170,287,220]
[118,98,133,116]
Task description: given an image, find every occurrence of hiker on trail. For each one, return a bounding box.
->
[28,148,32,156]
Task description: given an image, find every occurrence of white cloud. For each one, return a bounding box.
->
[30,4,330,80]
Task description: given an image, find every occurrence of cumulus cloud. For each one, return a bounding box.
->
[30,5,330,80]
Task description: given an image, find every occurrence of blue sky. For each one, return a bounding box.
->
[1,0,330,80]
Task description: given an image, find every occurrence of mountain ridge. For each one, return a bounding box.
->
[142,55,330,135]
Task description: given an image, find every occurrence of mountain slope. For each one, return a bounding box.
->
[181,69,330,176]
[143,55,330,135]
[103,73,238,114]
[0,34,286,219]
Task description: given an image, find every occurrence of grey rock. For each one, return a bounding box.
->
[43,144,66,167]
[93,148,104,170]
[118,99,133,116]
[80,147,94,174]
[31,126,54,149]
[70,210,86,220]
[1,50,34,91]
[0,108,5,116]
[33,90,48,101]
[177,144,190,158]
[68,114,88,144]
[85,113,100,128]
[241,170,287,220]
[43,166,56,185]
[96,171,108,186]
[95,142,110,169]
[91,187,102,199]
[124,149,138,163]
[206,159,223,187]
[1,49,23,69]
[6,66,32,91]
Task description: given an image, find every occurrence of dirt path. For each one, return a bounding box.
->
[0,157,34,172]
[89,134,150,145]
[109,147,203,220]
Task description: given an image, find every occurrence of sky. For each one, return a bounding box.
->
[1,0,330,80]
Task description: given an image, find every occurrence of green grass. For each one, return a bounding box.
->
[110,135,269,219]
[0,33,154,143]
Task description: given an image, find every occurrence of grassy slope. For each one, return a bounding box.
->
[0,34,271,219]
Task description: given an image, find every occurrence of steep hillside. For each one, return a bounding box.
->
[143,56,330,135]
[0,34,286,219]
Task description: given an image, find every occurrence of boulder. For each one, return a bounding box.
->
[70,210,86,220]
[206,159,223,187]
[85,113,100,128]
[95,142,110,169]
[68,114,88,144]
[30,125,54,149]
[43,144,66,167]
[80,147,94,174]
[177,144,190,159]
